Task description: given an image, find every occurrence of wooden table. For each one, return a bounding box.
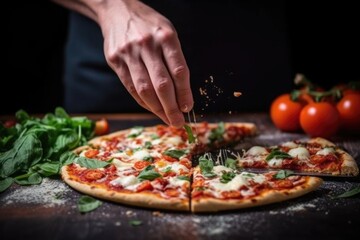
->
[1,113,359,240]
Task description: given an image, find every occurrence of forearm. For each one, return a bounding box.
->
[51,0,136,23]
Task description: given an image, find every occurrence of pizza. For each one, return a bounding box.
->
[237,137,359,177]
[60,121,324,212]
[191,154,322,212]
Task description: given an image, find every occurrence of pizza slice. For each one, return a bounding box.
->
[237,137,359,177]
[191,154,323,212]
[60,121,257,211]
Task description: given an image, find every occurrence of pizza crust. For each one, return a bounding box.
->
[191,177,323,212]
[308,137,359,176]
[61,166,189,211]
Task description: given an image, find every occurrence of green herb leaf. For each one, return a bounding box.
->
[177,176,190,181]
[209,122,225,143]
[273,170,294,179]
[333,186,360,198]
[144,141,152,149]
[14,172,42,185]
[76,157,110,169]
[129,220,142,226]
[266,149,292,161]
[161,166,172,173]
[78,195,102,213]
[163,149,186,159]
[220,171,236,183]
[137,165,161,181]
[0,177,14,192]
[184,125,195,143]
[199,156,216,178]
[225,158,237,170]
[127,126,144,138]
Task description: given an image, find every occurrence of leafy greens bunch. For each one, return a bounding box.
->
[0,107,95,192]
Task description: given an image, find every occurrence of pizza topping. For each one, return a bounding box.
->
[163,149,187,159]
[288,147,310,160]
[127,126,144,138]
[110,175,140,189]
[266,149,292,161]
[246,146,268,156]
[76,157,111,169]
[281,141,299,149]
[316,147,336,156]
[137,165,161,181]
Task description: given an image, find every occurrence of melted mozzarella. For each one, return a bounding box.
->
[209,174,247,192]
[164,136,183,146]
[282,141,299,148]
[169,162,189,174]
[110,175,139,190]
[213,165,232,174]
[246,146,268,156]
[167,176,188,188]
[288,147,310,160]
[132,149,151,160]
[316,147,335,155]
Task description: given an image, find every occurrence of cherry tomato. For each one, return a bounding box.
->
[270,93,305,132]
[300,102,340,138]
[336,93,360,132]
[94,118,109,135]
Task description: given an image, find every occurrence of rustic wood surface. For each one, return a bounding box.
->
[1,113,359,240]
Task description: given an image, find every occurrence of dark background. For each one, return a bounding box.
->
[3,1,359,115]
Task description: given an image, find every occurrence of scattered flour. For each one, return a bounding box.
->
[0,178,70,207]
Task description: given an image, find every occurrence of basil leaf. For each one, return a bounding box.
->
[266,149,292,161]
[0,133,43,178]
[199,156,214,173]
[177,176,190,181]
[129,220,142,226]
[127,126,144,138]
[0,178,14,192]
[273,170,294,179]
[38,162,60,176]
[184,125,195,143]
[138,165,161,181]
[209,122,225,142]
[60,151,78,166]
[144,141,152,149]
[78,195,102,213]
[14,172,42,185]
[220,171,236,183]
[163,149,186,159]
[199,156,217,178]
[225,158,237,170]
[333,186,360,198]
[76,157,110,169]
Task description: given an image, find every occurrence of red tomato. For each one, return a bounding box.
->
[270,93,305,132]
[95,118,109,135]
[336,93,360,132]
[300,102,340,138]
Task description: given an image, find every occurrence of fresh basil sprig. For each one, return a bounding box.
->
[225,158,237,170]
[76,157,111,169]
[209,122,225,143]
[220,171,236,183]
[199,155,216,178]
[184,125,196,143]
[0,107,96,192]
[137,165,161,181]
[163,149,186,159]
[266,149,292,161]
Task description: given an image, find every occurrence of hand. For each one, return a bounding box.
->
[98,0,193,127]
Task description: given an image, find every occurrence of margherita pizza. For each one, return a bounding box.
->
[60,121,336,212]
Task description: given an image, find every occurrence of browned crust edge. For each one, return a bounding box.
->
[191,177,323,212]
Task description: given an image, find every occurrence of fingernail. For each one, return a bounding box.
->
[181,104,189,112]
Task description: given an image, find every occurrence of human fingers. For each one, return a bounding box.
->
[126,54,171,125]
[158,27,194,113]
[140,34,186,127]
